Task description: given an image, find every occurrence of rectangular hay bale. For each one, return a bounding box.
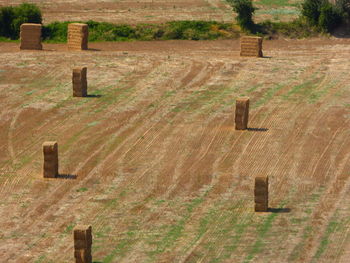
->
[72,67,88,97]
[68,23,89,51]
[235,97,249,130]
[240,36,263,57]
[42,141,58,178]
[74,225,92,263]
[20,23,42,50]
[254,176,269,212]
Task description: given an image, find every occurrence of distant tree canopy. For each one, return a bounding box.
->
[301,0,343,32]
[335,0,350,19]
[226,0,256,32]
[0,3,42,39]
[225,0,348,34]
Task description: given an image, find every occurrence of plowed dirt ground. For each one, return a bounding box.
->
[0,38,349,263]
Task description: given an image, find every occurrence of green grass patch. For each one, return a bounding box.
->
[311,211,348,262]
[34,255,48,263]
[40,20,240,43]
[147,196,206,259]
[76,187,88,192]
[258,18,320,38]
[243,212,279,262]
[0,36,19,42]
[172,84,238,113]
[288,186,326,261]
[253,84,283,108]
[63,223,75,235]
[190,201,252,262]
[257,0,294,7]
[282,73,332,103]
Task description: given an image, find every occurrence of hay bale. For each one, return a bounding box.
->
[254,176,269,212]
[72,67,88,97]
[74,249,92,263]
[20,23,42,50]
[42,141,58,178]
[235,97,249,130]
[68,23,89,51]
[73,225,92,263]
[240,36,263,57]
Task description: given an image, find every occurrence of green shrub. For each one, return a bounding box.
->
[259,18,318,38]
[163,21,220,40]
[0,6,15,37]
[0,3,42,39]
[301,0,342,32]
[319,2,342,31]
[301,0,323,26]
[42,21,69,42]
[227,0,256,32]
[11,3,42,38]
[335,0,350,19]
[40,20,236,42]
[134,24,165,41]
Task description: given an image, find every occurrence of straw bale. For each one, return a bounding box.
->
[235,97,249,130]
[254,176,269,212]
[74,249,92,263]
[20,23,41,30]
[240,36,263,57]
[254,188,268,196]
[72,67,88,97]
[74,240,92,249]
[20,33,41,37]
[68,23,89,51]
[42,141,58,178]
[20,23,42,50]
[73,225,92,263]
[74,225,92,240]
[255,204,268,212]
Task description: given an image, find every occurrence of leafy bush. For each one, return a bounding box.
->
[164,21,215,39]
[259,18,319,38]
[336,0,350,19]
[301,0,323,26]
[227,0,256,32]
[11,3,42,37]
[134,24,165,41]
[319,2,342,31]
[0,3,42,39]
[40,20,238,42]
[301,0,342,32]
[42,21,69,42]
[0,7,15,37]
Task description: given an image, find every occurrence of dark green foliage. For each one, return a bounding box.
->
[335,0,350,19]
[11,3,42,37]
[163,21,222,40]
[40,20,238,42]
[227,0,256,32]
[42,21,69,42]
[0,3,42,39]
[0,7,15,37]
[301,0,343,32]
[87,21,136,41]
[301,0,323,26]
[319,2,342,31]
[134,24,164,41]
[259,19,319,38]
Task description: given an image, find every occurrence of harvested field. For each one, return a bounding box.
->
[0,38,349,262]
[0,0,302,24]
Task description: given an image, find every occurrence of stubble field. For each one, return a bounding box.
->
[0,38,349,263]
[0,0,302,23]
